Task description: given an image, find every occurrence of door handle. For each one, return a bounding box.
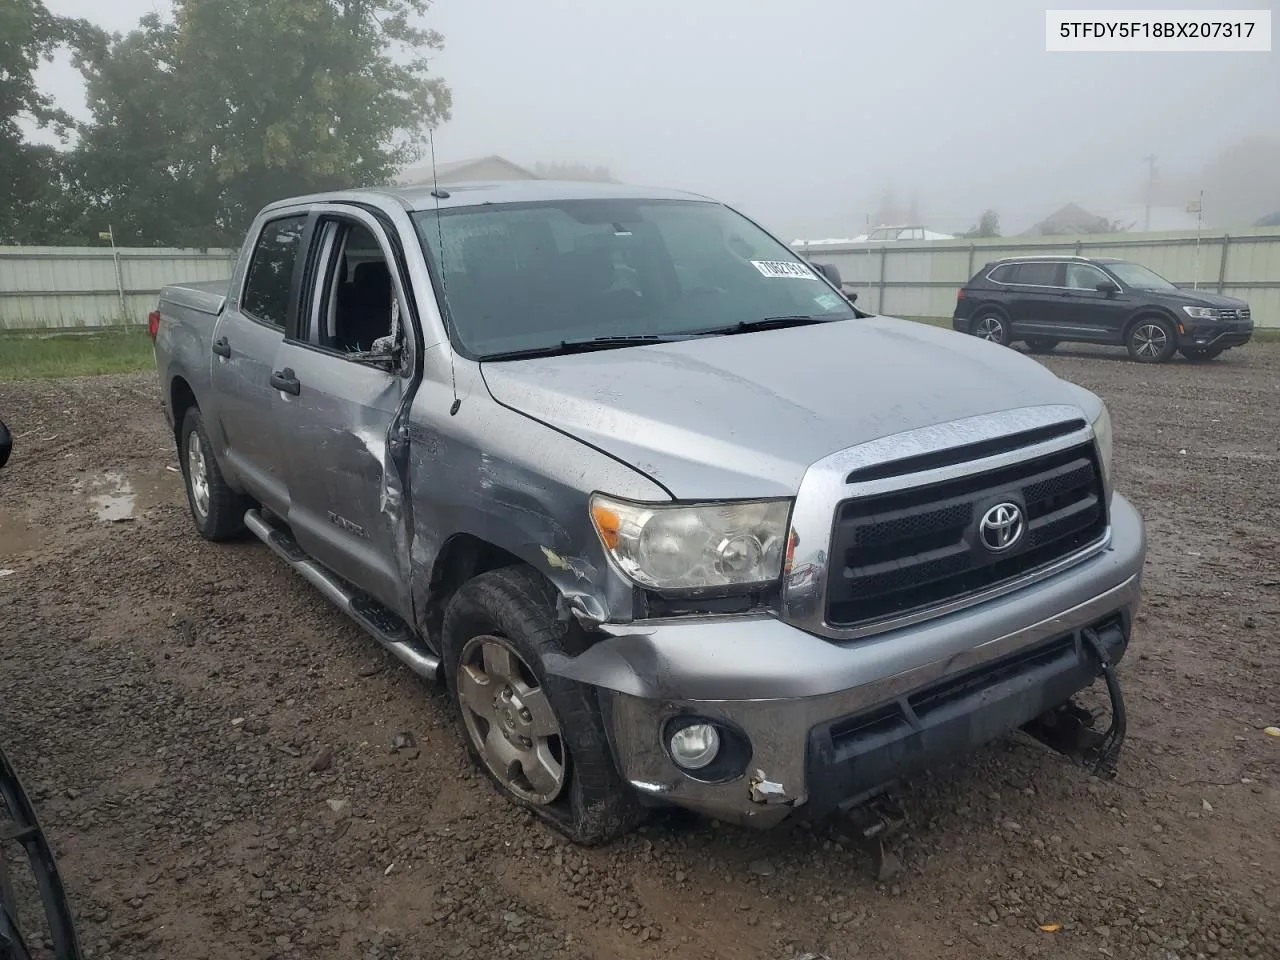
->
[211,336,231,358]
[270,368,301,396]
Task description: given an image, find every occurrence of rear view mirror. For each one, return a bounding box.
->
[840,285,859,303]
[811,261,842,287]
[1096,280,1120,294]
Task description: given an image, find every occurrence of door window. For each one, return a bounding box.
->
[1065,262,1110,290]
[241,215,308,328]
[1010,262,1063,287]
[308,221,403,356]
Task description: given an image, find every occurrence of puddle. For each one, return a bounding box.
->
[74,469,181,523]
[83,471,138,522]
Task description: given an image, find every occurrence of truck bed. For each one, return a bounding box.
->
[160,279,229,317]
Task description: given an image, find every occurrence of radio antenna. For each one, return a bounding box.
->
[428,125,460,416]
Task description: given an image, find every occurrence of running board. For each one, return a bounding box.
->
[243,509,440,682]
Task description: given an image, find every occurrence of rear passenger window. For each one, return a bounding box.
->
[988,264,1016,283]
[242,215,308,328]
[1011,262,1062,286]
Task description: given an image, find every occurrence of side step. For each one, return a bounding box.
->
[243,509,440,682]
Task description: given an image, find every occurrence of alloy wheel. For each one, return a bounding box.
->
[187,432,211,520]
[1132,323,1168,360]
[975,315,1005,342]
[456,635,567,805]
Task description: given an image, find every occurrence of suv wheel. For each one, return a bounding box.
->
[971,310,1010,346]
[1179,346,1223,363]
[441,565,645,845]
[1025,337,1059,354]
[1126,317,1177,363]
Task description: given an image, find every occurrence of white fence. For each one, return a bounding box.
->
[0,246,237,331]
[2,227,1279,331]
[794,227,1280,329]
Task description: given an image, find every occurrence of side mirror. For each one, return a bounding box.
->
[1096,280,1120,294]
[811,261,842,287]
[0,419,10,469]
[840,285,859,304]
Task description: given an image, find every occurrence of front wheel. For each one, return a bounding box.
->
[970,310,1010,346]
[179,406,249,540]
[1179,346,1223,363]
[1126,317,1177,363]
[441,566,645,845]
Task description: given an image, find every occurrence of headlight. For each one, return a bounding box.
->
[1091,402,1113,484]
[589,495,791,591]
[1181,306,1218,320]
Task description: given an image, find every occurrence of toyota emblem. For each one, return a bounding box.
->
[979,502,1024,552]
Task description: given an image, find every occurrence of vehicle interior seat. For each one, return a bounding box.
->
[335,260,393,351]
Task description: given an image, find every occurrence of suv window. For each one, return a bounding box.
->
[1010,262,1062,286]
[988,264,1016,283]
[242,215,308,328]
[1065,262,1110,290]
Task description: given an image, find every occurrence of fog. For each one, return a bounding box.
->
[36,0,1280,239]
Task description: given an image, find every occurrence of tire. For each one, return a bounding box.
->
[970,310,1011,346]
[1179,346,1223,363]
[179,406,248,541]
[441,565,645,845]
[0,419,11,470]
[1025,337,1059,354]
[1126,316,1177,363]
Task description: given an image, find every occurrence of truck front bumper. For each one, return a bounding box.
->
[549,493,1146,827]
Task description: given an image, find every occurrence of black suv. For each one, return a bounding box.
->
[952,255,1253,363]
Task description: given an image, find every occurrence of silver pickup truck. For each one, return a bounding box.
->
[150,180,1145,844]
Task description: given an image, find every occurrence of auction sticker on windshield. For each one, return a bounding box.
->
[751,260,818,279]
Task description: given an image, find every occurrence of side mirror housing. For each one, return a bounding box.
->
[1096,279,1120,294]
[811,261,842,287]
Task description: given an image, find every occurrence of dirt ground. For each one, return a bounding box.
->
[1,342,1278,960]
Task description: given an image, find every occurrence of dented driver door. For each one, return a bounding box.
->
[269,209,415,618]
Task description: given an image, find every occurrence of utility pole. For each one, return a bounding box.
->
[1142,154,1157,232]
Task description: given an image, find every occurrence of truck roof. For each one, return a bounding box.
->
[260,179,718,215]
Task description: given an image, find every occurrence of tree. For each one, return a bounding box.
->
[533,161,618,183]
[71,0,452,246]
[0,0,93,242]
[960,209,1001,238]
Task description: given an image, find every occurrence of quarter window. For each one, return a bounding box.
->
[241,215,308,328]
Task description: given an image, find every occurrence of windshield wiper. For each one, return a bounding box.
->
[482,334,689,362]
[691,315,844,336]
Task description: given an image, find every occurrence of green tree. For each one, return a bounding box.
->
[72,0,452,246]
[533,161,618,183]
[0,0,93,243]
[961,209,1001,238]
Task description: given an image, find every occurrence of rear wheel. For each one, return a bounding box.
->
[179,406,249,540]
[971,310,1010,346]
[1025,337,1059,354]
[442,565,645,845]
[1126,317,1177,363]
[1179,346,1223,363]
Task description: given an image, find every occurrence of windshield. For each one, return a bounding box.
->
[411,198,855,359]
[1105,261,1178,291]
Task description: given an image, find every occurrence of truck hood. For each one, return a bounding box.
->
[479,316,1096,500]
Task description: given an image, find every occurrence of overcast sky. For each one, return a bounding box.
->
[35,0,1280,238]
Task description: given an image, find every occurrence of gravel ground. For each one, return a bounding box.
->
[1,343,1278,960]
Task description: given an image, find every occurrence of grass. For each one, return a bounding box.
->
[0,317,1274,382]
[0,326,156,381]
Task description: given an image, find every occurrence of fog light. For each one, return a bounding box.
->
[668,723,721,770]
